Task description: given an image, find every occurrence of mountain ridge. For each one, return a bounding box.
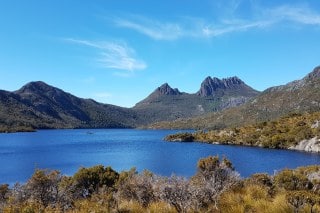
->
[0,75,259,130]
[0,81,141,130]
[196,76,256,97]
[133,76,259,123]
[149,66,320,129]
[2,66,320,131]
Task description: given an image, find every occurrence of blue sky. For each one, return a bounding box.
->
[0,0,320,107]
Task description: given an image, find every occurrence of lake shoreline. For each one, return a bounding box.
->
[165,133,320,154]
[1,129,319,185]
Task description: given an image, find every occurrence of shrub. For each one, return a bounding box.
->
[72,165,119,198]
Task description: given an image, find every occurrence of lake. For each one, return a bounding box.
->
[0,129,319,184]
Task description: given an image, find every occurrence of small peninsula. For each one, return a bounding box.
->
[165,112,320,153]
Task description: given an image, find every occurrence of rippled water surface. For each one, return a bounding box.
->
[0,129,319,184]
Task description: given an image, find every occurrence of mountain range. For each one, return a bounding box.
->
[0,76,258,130]
[133,76,259,123]
[1,66,320,131]
[150,66,320,129]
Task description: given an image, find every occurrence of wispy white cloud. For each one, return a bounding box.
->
[111,4,320,40]
[113,16,270,39]
[201,20,271,37]
[266,5,320,25]
[65,38,147,75]
[114,17,183,40]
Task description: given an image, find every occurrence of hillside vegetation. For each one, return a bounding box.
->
[165,112,320,150]
[0,82,141,131]
[0,157,319,213]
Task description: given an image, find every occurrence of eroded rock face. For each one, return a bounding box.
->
[196,76,254,97]
[289,137,320,153]
[197,77,224,97]
[134,76,260,124]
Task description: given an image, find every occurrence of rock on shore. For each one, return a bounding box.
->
[289,137,320,153]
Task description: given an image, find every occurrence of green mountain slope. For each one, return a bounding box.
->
[150,66,320,129]
[0,81,140,129]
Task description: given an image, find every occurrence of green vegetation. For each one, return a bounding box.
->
[0,156,239,212]
[165,112,320,149]
[0,158,319,212]
[0,81,142,130]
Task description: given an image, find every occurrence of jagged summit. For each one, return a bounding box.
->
[304,66,320,81]
[134,75,260,122]
[153,83,181,96]
[197,76,250,97]
[222,76,244,86]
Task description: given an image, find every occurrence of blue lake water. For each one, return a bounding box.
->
[0,129,319,184]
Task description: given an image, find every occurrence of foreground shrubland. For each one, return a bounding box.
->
[0,156,319,212]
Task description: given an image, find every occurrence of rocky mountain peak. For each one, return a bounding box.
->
[14,81,73,106]
[223,76,243,85]
[197,76,246,97]
[16,81,56,94]
[155,83,181,96]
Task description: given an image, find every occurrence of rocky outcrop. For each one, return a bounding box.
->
[289,137,320,153]
[219,97,251,109]
[197,77,224,96]
[134,76,260,124]
[304,66,320,81]
[155,83,181,96]
[197,76,259,97]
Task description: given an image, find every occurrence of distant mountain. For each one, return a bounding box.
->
[0,81,140,129]
[197,76,258,97]
[150,66,320,129]
[151,83,182,96]
[7,66,320,131]
[134,76,260,124]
